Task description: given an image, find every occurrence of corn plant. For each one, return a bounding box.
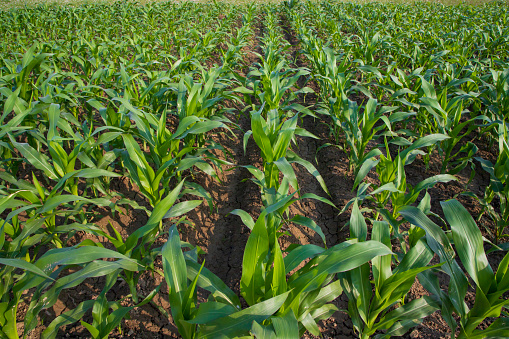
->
[0,43,52,104]
[481,68,509,122]
[235,52,313,120]
[401,200,509,338]
[0,242,142,338]
[79,276,159,339]
[417,78,481,174]
[338,202,439,338]
[304,45,353,110]
[347,134,457,252]
[175,66,235,121]
[85,180,201,304]
[0,167,120,248]
[120,112,222,207]
[473,121,509,244]
[40,273,160,339]
[162,199,392,338]
[234,7,315,120]
[243,105,329,206]
[333,97,412,175]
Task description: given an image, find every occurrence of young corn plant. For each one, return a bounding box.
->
[79,275,159,339]
[0,236,142,338]
[41,272,159,339]
[474,121,509,244]
[417,78,481,174]
[480,67,509,123]
[6,103,120,198]
[0,42,52,105]
[120,110,223,207]
[290,14,356,108]
[162,199,392,338]
[347,134,457,252]
[174,66,236,121]
[335,97,411,176]
[4,181,200,338]
[221,7,255,72]
[0,167,118,249]
[235,7,314,120]
[400,200,509,338]
[338,202,439,338]
[243,105,329,203]
[86,180,202,304]
[370,66,425,108]
[235,47,313,120]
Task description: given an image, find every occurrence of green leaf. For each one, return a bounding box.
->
[173,116,201,138]
[287,151,329,195]
[283,244,324,274]
[251,109,274,162]
[350,200,367,241]
[81,321,100,338]
[187,302,237,324]
[41,300,94,339]
[241,215,269,306]
[164,200,202,219]
[180,120,225,138]
[309,303,338,322]
[372,221,392,292]
[274,157,298,192]
[354,155,380,189]
[162,224,194,337]
[122,134,155,189]
[301,313,320,336]
[375,296,438,332]
[9,135,57,179]
[395,239,433,273]
[408,174,457,202]
[358,65,383,78]
[38,195,88,213]
[441,199,494,294]
[162,224,187,307]
[0,258,53,280]
[289,215,326,245]
[251,321,276,339]
[271,241,287,298]
[126,181,184,251]
[74,168,122,179]
[350,263,371,324]
[186,260,241,309]
[272,310,298,339]
[103,305,135,336]
[378,319,421,338]
[198,292,289,339]
[468,318,509,339]
[230,209,255,230]
[310,280,343,311]
[399,134,449,162]
[399,206,468,317]
[286,241,392,313]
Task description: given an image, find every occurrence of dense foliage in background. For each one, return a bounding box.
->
[0,0,508,338]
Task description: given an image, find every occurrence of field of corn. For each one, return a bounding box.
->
[1,0,509,338]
